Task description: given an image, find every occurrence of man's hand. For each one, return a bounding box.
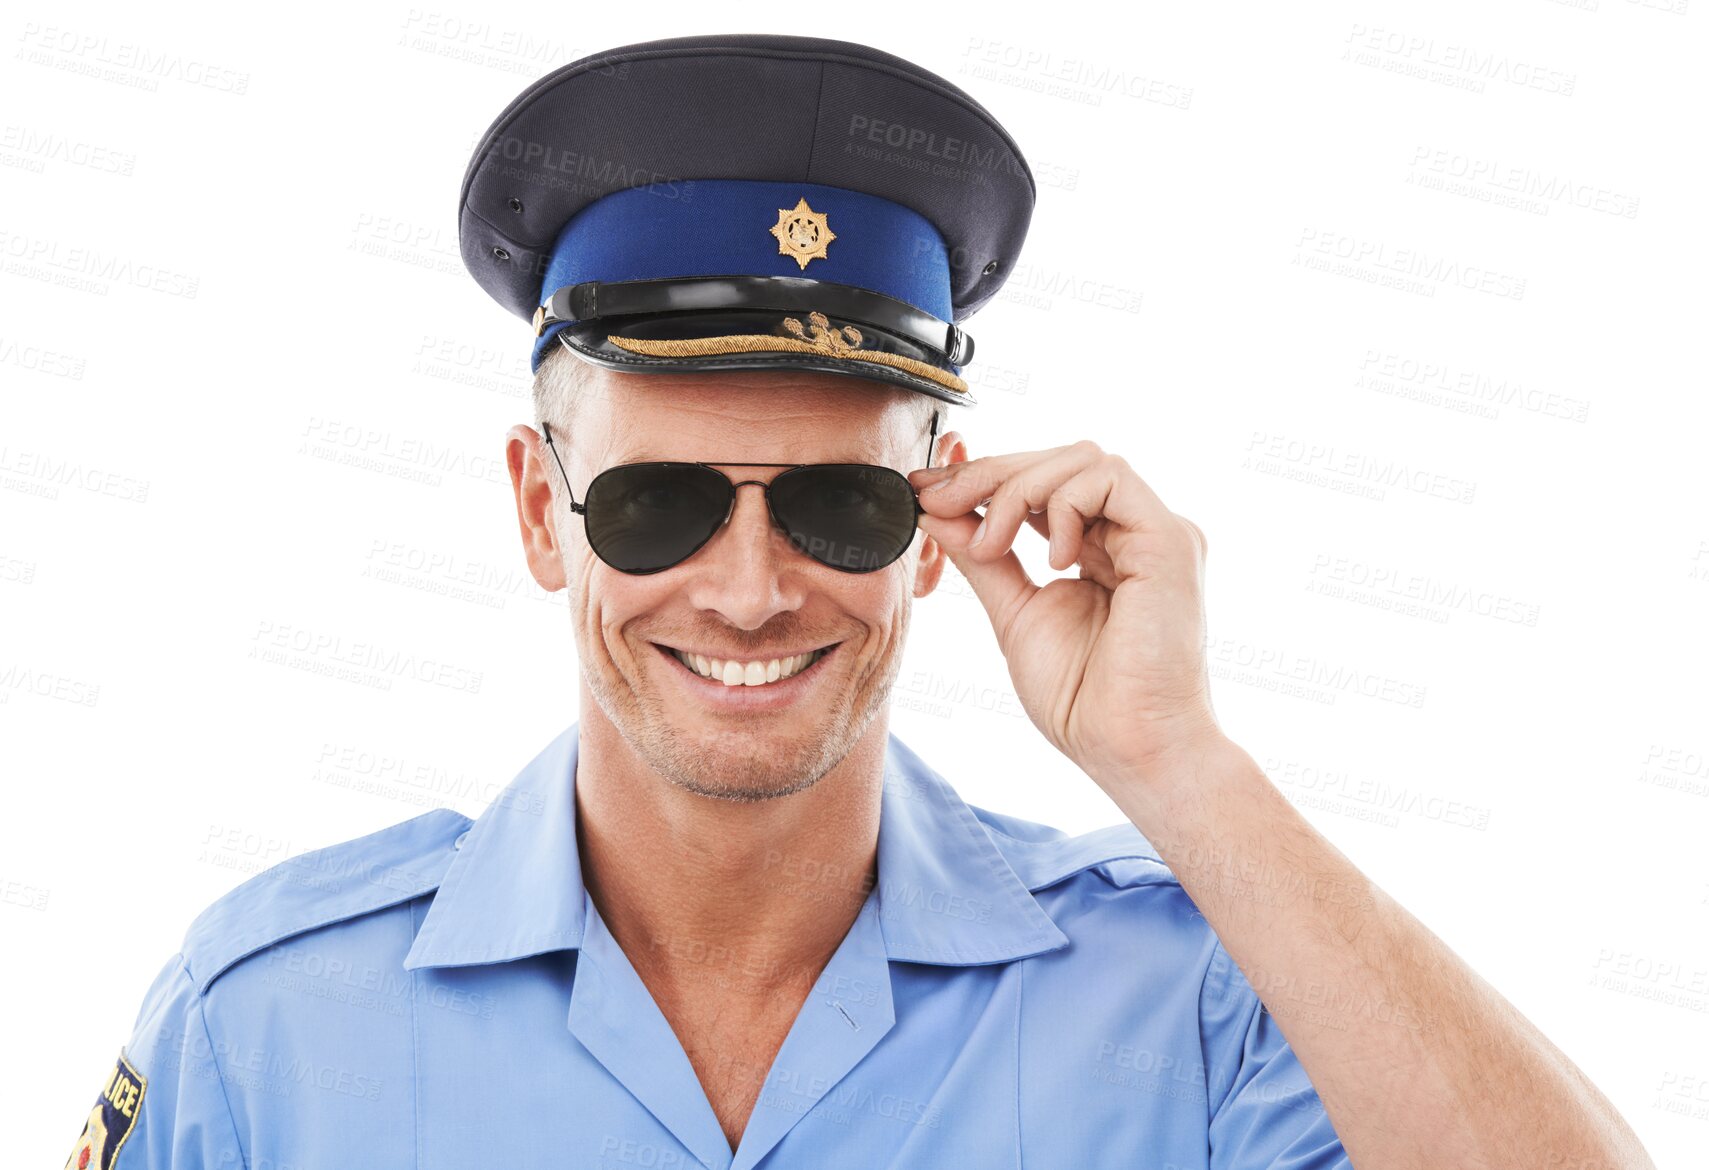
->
[909,440,1221,787]
[916,439,1658,1170]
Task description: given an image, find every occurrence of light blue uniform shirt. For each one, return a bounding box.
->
[82,723,1351,1168]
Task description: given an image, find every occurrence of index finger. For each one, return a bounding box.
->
[907,444,1076,497]
[910,440,1177,535]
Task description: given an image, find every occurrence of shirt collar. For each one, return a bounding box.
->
[402,721,1070,972]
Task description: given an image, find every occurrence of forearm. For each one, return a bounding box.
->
[1097,735,1654,1170]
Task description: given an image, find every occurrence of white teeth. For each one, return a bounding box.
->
[671,647,825,686]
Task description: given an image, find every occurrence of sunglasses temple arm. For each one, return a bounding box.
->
[539,421,585,514]
[924,408,940,470]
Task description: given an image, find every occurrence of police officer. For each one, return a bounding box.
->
[66,32,1649,1170]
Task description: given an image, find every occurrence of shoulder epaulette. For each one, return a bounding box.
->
[180,806,472,994]
[970,805,1178,892]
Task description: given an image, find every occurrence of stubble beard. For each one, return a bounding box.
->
[583,633,905,804]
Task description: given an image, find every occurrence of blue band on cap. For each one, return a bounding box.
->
[530,179,953,372]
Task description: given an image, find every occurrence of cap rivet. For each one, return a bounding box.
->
[982,260,999,276]
[492,246,511,262]
[508,197,523,213]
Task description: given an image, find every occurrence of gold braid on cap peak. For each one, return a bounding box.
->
[605,311,969,395]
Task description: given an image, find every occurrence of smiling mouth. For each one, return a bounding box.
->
[653,642,838,687]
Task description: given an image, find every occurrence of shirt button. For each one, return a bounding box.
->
[453,830,469,851]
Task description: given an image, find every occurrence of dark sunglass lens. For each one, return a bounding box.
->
[770,465,918,572]
[584,464,730,573]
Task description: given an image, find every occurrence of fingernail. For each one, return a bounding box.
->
[969,517,986,547]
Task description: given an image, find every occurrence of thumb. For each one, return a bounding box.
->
[918,509,1037,638]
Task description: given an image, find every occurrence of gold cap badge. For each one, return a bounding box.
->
[770,197,836,269]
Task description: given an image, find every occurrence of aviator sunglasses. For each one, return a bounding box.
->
[539,410,939,575]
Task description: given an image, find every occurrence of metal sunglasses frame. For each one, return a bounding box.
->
[538,410,940,574]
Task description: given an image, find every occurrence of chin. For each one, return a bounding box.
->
[583,642,883,801]
[651,724,836,803]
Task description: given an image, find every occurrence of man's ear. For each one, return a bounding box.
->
[913,430,968,599]
[507,423,568,592]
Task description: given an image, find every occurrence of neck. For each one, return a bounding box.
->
[573,705,887,1001]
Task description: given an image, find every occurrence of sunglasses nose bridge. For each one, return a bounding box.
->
[682,478,800,577]
[724,477,793,540]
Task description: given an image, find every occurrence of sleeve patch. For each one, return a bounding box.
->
[63,1052,147,1170]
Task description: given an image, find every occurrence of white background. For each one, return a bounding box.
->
[3,0,1706,1164]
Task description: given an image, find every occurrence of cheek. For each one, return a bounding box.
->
[577,565,657,661]
[838,574,911,646]
[571,554,598,626]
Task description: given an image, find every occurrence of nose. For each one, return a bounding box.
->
[683,480,807,626]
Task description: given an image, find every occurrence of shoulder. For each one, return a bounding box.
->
[966,798,1181,895]
[90,809,470,1155]
[177,806,472,995]
[967,798,1228,976]
[960,798,1262,1077]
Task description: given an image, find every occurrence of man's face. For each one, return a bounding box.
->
[508,364,958,802]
